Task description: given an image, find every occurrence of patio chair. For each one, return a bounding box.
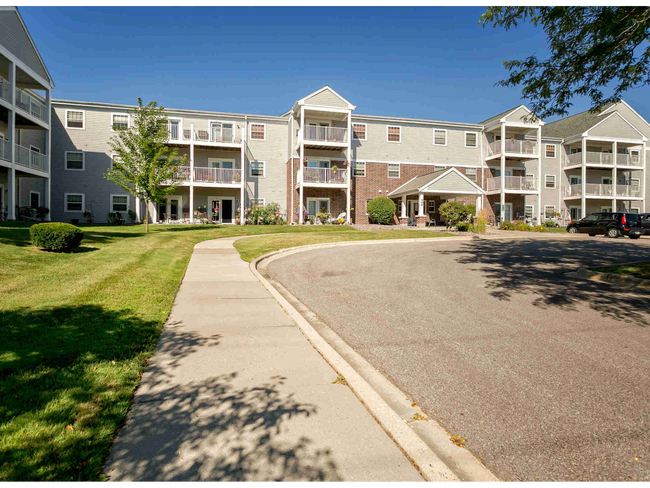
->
[426,215,436,227]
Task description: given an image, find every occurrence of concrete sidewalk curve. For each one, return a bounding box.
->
[103,236,423,481]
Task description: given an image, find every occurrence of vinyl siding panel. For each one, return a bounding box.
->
[304,89,349,108]
[0,10,49,82]
[587,114,643,139]
[505,106,532,123]
[426,171,481,193]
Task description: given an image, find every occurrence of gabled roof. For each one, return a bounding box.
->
[388,168,484,198]
[295,85,356,110]
[479,105,527,125]
[541,104,614,138]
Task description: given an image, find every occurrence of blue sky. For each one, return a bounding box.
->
[20,7,650,123]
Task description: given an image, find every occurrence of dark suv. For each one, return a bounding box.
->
[566,212,644,239]
[640,214,650,235]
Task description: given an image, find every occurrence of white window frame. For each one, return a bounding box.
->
[365,198,374,215]
[465,167,477,181]
[433,129,447,146]
[602,176,613,185]
[434,165,446,171]
[545,174,556,189]
[29,190,41,208]
[65,109,85,130]
[249,160,266,178]
[387,163,400,178]
[544,205,556,219]
[525,205,534,219]
[111,113,130,131]
[464,131,478,148]
[353,161,366,177]
[65,151,85,171]
[545,144,556,158]
[110,194,130,213]
[209,120,236,143]
[306,197,331,216]
[631,177,641,187]
[386,125,401,143]
[630,207,640,214]
[64,193,85,213]
[352,123,367,141]
[249,198,265,207]
[249,123,266,141]
[428,200,436,213]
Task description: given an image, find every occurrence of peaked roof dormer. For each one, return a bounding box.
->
[292,86,356,114]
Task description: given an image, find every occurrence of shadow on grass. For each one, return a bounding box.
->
[437,237,650,325]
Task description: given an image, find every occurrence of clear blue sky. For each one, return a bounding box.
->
[19,7,650,124]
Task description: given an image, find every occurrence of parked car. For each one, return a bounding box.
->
[639,214,650,235]
[566,212,644,239]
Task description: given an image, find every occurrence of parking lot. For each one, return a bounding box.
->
[267,235,650,481]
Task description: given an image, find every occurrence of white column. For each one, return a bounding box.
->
[299,106,304,224]
[643,140,647,213]
[45,87,51,220]
[417,192,425,217]
[152,201,158,223]
[189,124,195,223]
[475,195,481,216]
[240,119,246,225]
[537,126,542,224]
[612,141,617,211]
[7,168,15,220]
[346,111,352,224]
[581,137,587,218]
[135,196,141,221]
[401,195,407,218]
[500,123,506,223]
[7,61,15,220]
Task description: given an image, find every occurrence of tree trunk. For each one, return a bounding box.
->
[145,201,149,234]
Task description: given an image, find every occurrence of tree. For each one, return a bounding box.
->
[105,99,187,232]
[439,202,473,230]
[480,7,650,119]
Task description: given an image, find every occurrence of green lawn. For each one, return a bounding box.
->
[592,261,650,280]
[0,222,450,480]
[546,227,568,233]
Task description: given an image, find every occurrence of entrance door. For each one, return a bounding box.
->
[209,197,220,223]
[407,200,419,223]
[570,206,581,221]
[495,203,512,222]
[169,199,179,220]
[221,199,233,224]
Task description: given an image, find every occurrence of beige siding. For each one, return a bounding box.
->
[0,9,49,83]
[505,106,533,123]
[588,114,643,139]
[304,89,349,108]
[426,171,480,193]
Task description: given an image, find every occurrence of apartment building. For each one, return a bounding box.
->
[0,7,54,221]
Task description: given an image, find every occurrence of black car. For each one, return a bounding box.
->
[566,212,644,239]
[640,214,650,235]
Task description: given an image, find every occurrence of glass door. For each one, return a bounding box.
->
[210,198,220,223]
[570,207,581,221]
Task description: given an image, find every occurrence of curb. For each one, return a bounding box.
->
[248,238,499,482]
[569,267,650,291]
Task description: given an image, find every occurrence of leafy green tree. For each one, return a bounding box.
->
[481,7,650,118]
[105,98,187,232]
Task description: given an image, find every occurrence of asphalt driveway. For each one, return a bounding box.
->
[267,235,650,481]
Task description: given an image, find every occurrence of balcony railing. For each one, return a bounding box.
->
[616,185,643,198]
[564,151,615,167]
[564,184,614,197]
[15,88,48,124]
[14,144,48,172]
[0,78,11,104]
[194,167,242,184]
[0,139,10,162]
[617,153,642,166]
[303,126,348,143]
[167,125,242,144]
[302,167,348,184]
[488,139,537,156]
[486,176,538,192]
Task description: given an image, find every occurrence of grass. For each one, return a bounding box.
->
[546,227,568,233]
[0,222,451,480]
[591,261,650,280]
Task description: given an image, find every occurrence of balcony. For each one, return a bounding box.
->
[487,139,537,158]
[616,153,642,167]
[0,139,10,162]
[193,167,242,184]
[299,167,348,186]
[0,78,11,104]
[14,144,48,173]
[15,88,48,124]
[564,151,615,168]
[167,125,242,145]
[564,184,614,198]
[302,126,348,149]
[616,185,643,198]
[486,176,538,192]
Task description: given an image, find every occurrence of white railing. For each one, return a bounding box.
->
[194,167,242,184]
[167,125,241,144]
[616,185,643,198]
[565,184,582,197]
[0,139,10,162]
[0,78,11,103]
[565,183,615,197]
[564,151,642,167]
[617,153,642,166]
[302,167,348,184]
[488,139,537,156]
[15,88,48,124]
[486,176,538,192]
[303,126,348,143]
[14,144,48,172]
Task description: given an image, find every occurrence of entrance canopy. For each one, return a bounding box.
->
[388,168,485,199]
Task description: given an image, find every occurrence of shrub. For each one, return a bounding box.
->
[439,201,474,229]
[533,225,549,232]
[108,212,125,225]
[30,223,84,252]
[367,197,396,225]
[245,202,285,225]
[515,222,533,232]
[128,209,137,224]
[501,220,515,230]
[475,209,488,234]
[456,222,474,232]
[70,219,79,225]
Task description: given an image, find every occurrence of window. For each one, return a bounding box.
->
[112,113,129,131]
[545,144,556,158]
[388,163,400,178]
[434,165,445,171]
[66,110,84,129]
[30,191,40,209]
[631,149,641,164]
[630,208,640,214]
[433,129,447,146]
[65,193,84,212]
[387,126,401,143]
[353,123,367,141]
[353,161,366,177]
[428,201,436,213]
[525,205,533,219]
[466,167,477,182]
[111,153,121,169]
[465,132,478,147]
[307,198,330,216]
[250,198,265,207]
[545,174,556,189]
[111,195,129,212]
[65,151,84,171]
[250,123,266,141]
[631,178,641,187]
[544,205,556,219]
[250,160,265,177]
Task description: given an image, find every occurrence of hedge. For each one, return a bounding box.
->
[367,197,396,225]
[30,223,84,252]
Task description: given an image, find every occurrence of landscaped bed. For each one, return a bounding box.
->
[0,222,449,481]
[591,261,650,280]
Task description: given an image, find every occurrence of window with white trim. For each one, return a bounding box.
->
[387,126,401,143]
[250,198,265,207]
[631,177,641,188]
[66,110,84,129]
[525,205,533,219]
[630,207,640,214]
[353,161,366,177]
[112,114,129,131]
[434,165,445,171]
[545,144,556,158]
[250,123,265,140]
[65,151,84,171]
[111,195,129,212]
[250,160,265,177]
[544,205,556,219]
[465,132,478,147]
[387,163,400,178]
[545,174,556,189]
[466,167,477,181]
[353,123,367,141]
[428,201,435,213]
[433,129,447,146]
[65,193,84,212]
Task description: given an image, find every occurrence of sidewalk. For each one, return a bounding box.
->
[103,237,422,481]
